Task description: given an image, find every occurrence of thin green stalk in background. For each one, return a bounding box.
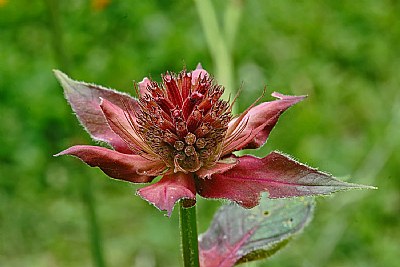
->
[223,0,243,52]
[180,200,200,267]
[44,1,106,266]
[195,0,242,107]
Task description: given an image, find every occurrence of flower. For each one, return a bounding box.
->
[54,65,370,216]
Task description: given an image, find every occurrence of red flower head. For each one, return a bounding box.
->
[55,65,369,216]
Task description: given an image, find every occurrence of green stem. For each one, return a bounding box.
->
[180,200,200,267]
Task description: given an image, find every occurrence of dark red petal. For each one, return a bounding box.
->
[54,70,138,153]
[164,75,183,107]
[137,172,196,216]
[197,152,372,208]
[223,93,306,155]
[55,145,165,183]
[100,98,156,156]
[180,71,192,100]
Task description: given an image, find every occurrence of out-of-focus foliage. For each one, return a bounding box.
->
[0,1,398,266]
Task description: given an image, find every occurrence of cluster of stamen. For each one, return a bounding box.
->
[135,70,232,173]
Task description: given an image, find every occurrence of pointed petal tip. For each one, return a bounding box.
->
[53,69,69,81]
[53,147,81,157]
[98,97,112,109]
[342,183,378,190]
[139,77,150,83]
[52,69,77,95]
[52,69,61,75]
[138,77,152,97]
[297,183,378,199]
[191,64,209,84]
[271,91,308,100]
[53,149,70,157]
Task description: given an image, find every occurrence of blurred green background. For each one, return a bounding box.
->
[1,0,399,266]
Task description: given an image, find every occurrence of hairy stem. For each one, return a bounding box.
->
[180,199,200,267]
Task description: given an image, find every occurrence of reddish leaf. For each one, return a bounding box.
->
[197,151,374,208]
[199,197,315,267]
[54,70,139,153]
[55,145,165,183]
[137,172,196,216]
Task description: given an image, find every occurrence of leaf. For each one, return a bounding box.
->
[198,197,315,267]
[53,70,139,153]
[197,151,376,208]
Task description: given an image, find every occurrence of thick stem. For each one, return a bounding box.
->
[180,199,200,267]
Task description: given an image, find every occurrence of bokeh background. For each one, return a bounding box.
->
[1,0,399,266]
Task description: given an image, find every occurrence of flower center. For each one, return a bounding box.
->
[136,70,232,173]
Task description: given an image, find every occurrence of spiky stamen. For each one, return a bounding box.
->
[135,70,232,172]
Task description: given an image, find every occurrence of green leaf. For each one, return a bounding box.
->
[199,197,315,267]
